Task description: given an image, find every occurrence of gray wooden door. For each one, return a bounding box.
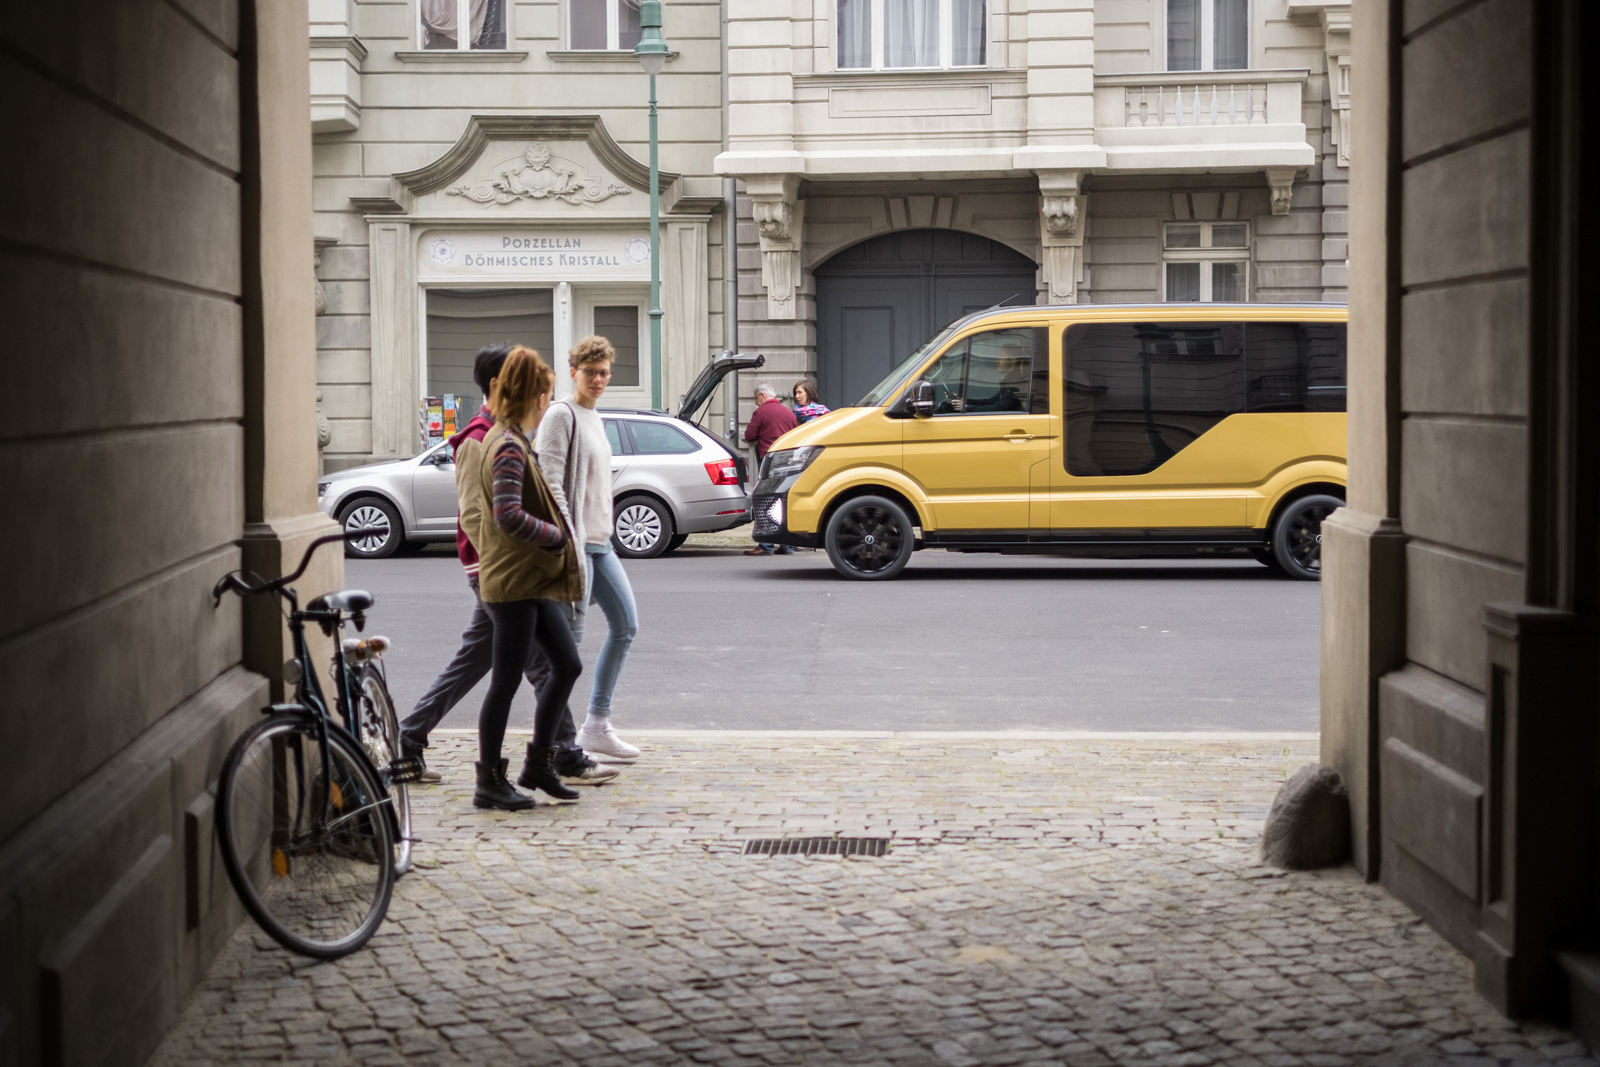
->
[814,230,1038,410]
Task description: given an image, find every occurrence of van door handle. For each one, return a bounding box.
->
[1002,431,1036,442]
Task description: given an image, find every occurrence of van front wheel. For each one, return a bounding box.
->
[1271,494,1343,580]
[824,496,915,580]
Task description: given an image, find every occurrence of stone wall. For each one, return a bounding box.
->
[0,1,337,1063]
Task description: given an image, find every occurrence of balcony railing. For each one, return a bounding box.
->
[1094,69,1308,132]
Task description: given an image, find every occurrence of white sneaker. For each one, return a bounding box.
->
[579,721,641,760]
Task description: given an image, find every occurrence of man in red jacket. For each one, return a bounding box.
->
[743,382,798,556]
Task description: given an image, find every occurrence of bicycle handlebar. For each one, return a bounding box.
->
[211,526,389,605]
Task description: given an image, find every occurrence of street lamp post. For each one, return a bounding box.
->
[633,1,670,411]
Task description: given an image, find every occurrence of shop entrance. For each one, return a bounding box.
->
[813,229,1039,410]
[425,288,554,418]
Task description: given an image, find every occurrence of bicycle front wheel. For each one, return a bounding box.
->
[216,713,396,958]
[354,663,412,875]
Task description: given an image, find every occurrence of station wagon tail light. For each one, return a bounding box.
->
[704,459,740,485]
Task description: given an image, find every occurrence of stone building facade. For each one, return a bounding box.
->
[310,0,731,472]
[0,2,338,1064]
[1323,0,1600,1035]
[718,0,1352,416]
[312,0,1351,468]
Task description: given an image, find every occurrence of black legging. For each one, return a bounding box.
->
[478,598,582,764]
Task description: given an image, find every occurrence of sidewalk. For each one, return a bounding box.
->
[148,733,1595,1066]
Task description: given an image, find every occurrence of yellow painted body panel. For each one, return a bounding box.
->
[777,304,1347,536]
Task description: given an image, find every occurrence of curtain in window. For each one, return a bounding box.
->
[475,0,506,47]
[1212,262,1243,302]
[885,0,938,67]
[1166,0,1200,71]
[619,0,643,50]
[837,0,872,68]
[570,0,608,48]
[1213,0,1248,70]
[951,0,986,66]
[1166,262,1200,301]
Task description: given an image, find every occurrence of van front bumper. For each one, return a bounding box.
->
[751,491,821,548]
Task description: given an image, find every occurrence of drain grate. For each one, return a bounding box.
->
[742,836,889,857]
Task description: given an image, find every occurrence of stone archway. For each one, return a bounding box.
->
[813,229,1038,410]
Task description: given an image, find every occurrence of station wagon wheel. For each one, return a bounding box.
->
[825,495,915,580]
[338,497,403,560]
[1271,494,1343,581]
[612,495,675,559]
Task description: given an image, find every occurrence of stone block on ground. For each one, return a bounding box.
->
[1261,762,1352,869]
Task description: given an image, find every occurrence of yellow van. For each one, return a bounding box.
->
[751,303,1347,581]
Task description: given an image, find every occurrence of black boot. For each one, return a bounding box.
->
[473,758,535,811]
[517,744,580,801]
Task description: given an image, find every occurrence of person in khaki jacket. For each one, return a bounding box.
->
[460,346,585,811]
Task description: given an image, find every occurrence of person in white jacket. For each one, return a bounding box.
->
[533,334,642,761]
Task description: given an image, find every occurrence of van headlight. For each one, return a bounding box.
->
[317,481,330,499]
[762,446,824,480]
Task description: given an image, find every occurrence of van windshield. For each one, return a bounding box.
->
[856,326,957,407]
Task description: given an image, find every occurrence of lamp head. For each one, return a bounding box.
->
[633,0,670,74]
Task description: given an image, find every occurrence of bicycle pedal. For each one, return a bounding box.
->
[388,756,425,784]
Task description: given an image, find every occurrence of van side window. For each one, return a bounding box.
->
[1063,322,1244,476]
[1244,323,1348,412]
[920,327,1048,416]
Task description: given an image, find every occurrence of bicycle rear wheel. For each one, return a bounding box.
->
[354,663,412,875]
[216,713,396,958]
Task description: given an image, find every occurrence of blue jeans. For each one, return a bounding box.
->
[583,544,638,718]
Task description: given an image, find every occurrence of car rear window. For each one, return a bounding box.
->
[625,420,699,454]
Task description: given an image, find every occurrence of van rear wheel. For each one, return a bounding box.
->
[1271,494,1343,580]
[824,496,915,580]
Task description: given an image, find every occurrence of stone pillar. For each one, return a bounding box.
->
[1318,0,1405,879]
[242,0,344,699]
[366,218,418,459]
[664,217,710,410]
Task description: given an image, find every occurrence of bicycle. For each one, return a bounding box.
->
[210,529,420,958]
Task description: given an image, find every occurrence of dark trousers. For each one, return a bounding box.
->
[398,581,585,765]
[479,598,582,763]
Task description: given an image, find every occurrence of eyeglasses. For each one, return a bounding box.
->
[579,368,612,380]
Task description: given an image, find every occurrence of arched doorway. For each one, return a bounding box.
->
[814,229,1038,409]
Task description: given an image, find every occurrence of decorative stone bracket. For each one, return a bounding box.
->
[1037,170,1086,304]
[1266,167,1297,216]
[748,175,803,320]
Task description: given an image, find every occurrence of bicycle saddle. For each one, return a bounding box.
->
[308,589,374,613]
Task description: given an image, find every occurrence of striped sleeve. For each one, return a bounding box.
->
[491,439,566,548]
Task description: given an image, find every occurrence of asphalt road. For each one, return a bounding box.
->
[347,542,1320,734]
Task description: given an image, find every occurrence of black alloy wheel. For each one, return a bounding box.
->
[339,497,403,559]
[824,495,916,580]
[1271,494,1343,580]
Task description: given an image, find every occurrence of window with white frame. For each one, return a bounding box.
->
[837,0,986,70]
[570,0,642,49]
[421,0,509,49]
[1164,221,1249,302]
[1167,0,1247,71]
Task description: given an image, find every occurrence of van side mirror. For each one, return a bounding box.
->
[911,380,935,419]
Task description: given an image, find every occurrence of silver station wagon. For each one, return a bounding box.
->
[318,354,763,560]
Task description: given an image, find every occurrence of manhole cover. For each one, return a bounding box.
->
[742,837,889,857]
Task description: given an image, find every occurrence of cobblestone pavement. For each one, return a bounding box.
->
[149,733,1596,1067]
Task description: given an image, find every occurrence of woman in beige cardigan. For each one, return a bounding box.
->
[467,347,585,811]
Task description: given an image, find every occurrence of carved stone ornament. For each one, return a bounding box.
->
[754,199,792,242]
[316,388,333,450]
[1266,168,1296,216]
[1042,195,1079,237]
[447,142,632,207]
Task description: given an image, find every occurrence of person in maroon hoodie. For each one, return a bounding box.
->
[743,382,799,556]
[398,343,618,786]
